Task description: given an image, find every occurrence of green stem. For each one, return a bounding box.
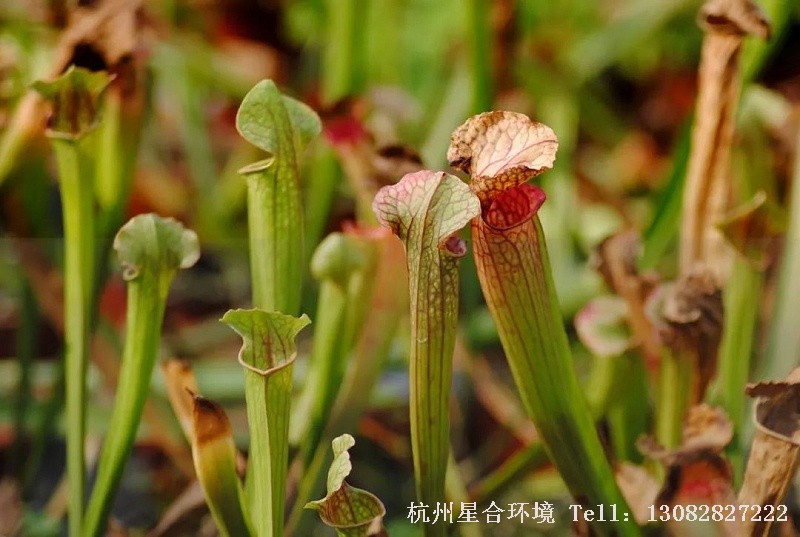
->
[295,232,375,458]
[287,443,328,535]
[718,257,760,481]
[607,355,649,463]
[464,0,493,113]
[54,137,96,536]
[244,359,288,537]
[407,244,458,536]
[82,268,168,535]
[763,124,800,380]
[301,282,349,463]
[585,356,618,420]
[656,349,692,449]
[321,0,358,104]
[470,444,549,504]
[472,214,639,537]
[244,163,303,314]
[12,281,39,479]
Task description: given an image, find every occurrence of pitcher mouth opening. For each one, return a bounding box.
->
[481,183,547,231]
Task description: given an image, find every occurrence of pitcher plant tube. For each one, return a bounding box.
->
[32,66,112,537]
[83,214,200,537]
[235,79,321,314]
[372,170,480,536]
[448,111,639,536]
[293,232,373,465]
[222,309,310,537]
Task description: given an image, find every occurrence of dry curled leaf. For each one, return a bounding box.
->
[447,111,558,204]
[746,369,800,400]
[680,0,771,283]
[682,404,734,452]
[739,368,800,536]
[639,405,737,526]
[640,405,733,466]
[746,367,800,442]
[700,0,771,38]
[615,463,660,525]
[647,269,723,403]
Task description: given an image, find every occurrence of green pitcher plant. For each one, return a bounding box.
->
[83,214,200,537]
[33,66,113,536]
[447,111,640,536]
[222,309,311,537]
[235,79,321,314]
[373,170,480,537]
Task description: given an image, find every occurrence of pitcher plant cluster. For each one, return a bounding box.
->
[11,1,800,532]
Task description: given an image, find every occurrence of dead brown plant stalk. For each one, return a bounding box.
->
[679,0,770,283]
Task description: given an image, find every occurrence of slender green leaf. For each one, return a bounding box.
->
[764,125,800,380]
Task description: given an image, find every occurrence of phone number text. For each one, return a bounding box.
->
[648,504,788,523]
